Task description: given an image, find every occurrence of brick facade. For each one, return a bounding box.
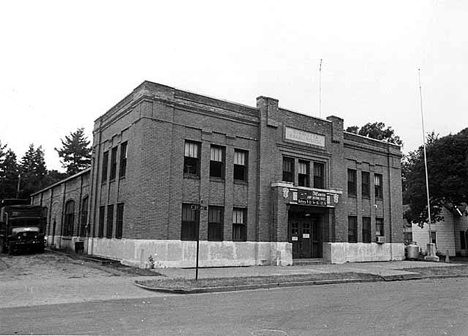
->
[32,81,405,267]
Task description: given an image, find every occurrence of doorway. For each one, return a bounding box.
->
[289,207,322,259]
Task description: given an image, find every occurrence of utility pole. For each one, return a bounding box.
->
[192,200,207,280]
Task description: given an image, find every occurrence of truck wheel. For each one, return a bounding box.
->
[8,243,15,255]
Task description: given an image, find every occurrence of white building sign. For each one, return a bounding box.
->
[285,127,325,147]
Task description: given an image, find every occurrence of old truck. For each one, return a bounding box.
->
[0,199,46,255]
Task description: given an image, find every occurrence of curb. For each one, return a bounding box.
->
[134,273,468,294]
[134,277,385,295]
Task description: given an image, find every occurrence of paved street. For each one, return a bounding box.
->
[2,277,468,335]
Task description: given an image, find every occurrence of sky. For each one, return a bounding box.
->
[1,0,467,171]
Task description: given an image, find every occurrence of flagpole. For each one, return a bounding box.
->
[319,59,323,118]
[418,68,438,261]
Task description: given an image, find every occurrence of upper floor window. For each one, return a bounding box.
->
[110,147,118,180]
[298,160,310,187]
[313,162,325,189]
[283,157,294,183]
[348,169,357,196]
[362,172,370,198]
[102,151,109,183]
[234,149,248,182]
[184,141,200,177]
[119,142,128,178]
[374,174,383,199]
[208,206,224,241]
[210,145,225,179]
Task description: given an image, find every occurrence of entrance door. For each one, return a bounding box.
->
[290,219,321,259]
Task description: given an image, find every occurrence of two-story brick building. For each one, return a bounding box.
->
[32,81,404,267]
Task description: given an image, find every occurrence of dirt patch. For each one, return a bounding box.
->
[136,272,381,290]
[0,251,161,282]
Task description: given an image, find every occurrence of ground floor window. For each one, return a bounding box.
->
[181,204,197,240]
[348,216,357,243]
[460,231,467,250]
[232,208,247,241]
[115,203,124,239]
[362,217,371,243]
[376,218,384,237]
[63,200,75,236]
[98,206,105,238]
[106,205,114,239]
[208,206,223,241]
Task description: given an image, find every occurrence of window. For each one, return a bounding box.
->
[362,172,370,198]
[362,217,371,243]
[106,205,114,239]
[376,218,384,237]
[232,208,247,241]
[283,157,294,183]
[234,149,248,182]
[348,216,357,243]
[430,231,437,245]
[298,160,309,187]
[119,142,128,178]
[79,196,89,237]
[110,147,118,180]
[404,232,413,245]
[181,204,197,240]
[102,151,109,183]
[116,203,124,239]
[374,174,383,199]
[208,206,224,241]
[313,162,325,189]
[460,231,467,250]
[63,200,75,236]
[98,206,105,238]
[184,141,200,177]
[210,145,225,179]
[348,169,357,196]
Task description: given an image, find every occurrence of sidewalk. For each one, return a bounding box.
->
[156,260,460,280]
[135,260,468,294]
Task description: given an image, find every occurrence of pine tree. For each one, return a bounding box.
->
[55,128,91,176]
[0,141,19,199]
[18,144,47,198]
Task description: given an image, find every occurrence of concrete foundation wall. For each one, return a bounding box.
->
[323,242,405,264]
[86,239,293,268]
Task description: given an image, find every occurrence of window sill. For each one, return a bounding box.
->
[62,237,72,240]
[209,177,225,183]
[183,174,200,180]
[234,180,248,185]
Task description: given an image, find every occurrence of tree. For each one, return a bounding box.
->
[0,149,19,199]
[55,128,91,176]
[403,129,468,226]
[18,144,48,198]
[346,122,403,146]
